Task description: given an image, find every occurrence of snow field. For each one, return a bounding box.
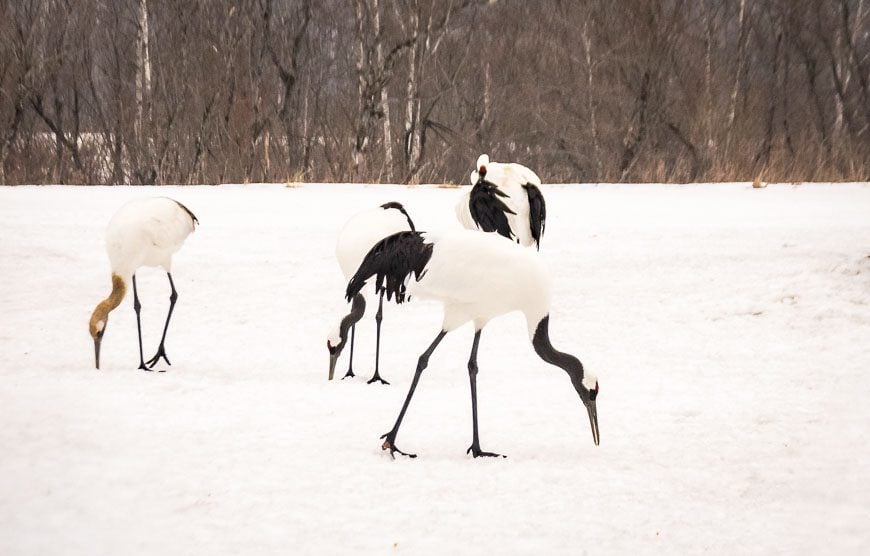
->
[1,183,869,554]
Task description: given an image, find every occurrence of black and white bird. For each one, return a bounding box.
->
[346,228,599,458]
[88,197,198,370]
[456,154,547,250]
[327,202,416,384]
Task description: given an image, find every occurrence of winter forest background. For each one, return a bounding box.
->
[1,0,868,186]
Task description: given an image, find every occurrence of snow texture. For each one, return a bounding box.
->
[1,183,869,554]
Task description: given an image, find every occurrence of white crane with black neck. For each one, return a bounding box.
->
[346,228,600,458]
[88,197,198,371]
[327,202,416,384]
[456,154,547,250]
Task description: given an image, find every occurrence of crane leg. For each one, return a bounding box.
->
[466,330,504,458]
[145,272,177,369]
[342,324,356,379]
[132,274,154,372]
[367,292,389,385]
[381,329,447,459]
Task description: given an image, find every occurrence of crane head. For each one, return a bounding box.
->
[326,328,346,380]
[477,154,489,181]
[470,154,490,184]
[89,317,107,370]
[476,154,490,174]
[581,380,600,446]
[570,370,600,446]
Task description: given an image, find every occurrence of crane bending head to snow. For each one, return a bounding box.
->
[89,197,198,371]
[456,154,547,250]
[327,202,416,384]
[346,228,599,459]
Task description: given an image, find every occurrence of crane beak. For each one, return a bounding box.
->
[94,337,102,370]
[328,353,338,381]
[586,401,600,446]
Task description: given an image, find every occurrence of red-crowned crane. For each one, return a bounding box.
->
[456,154,547,250]
[346,228,599,458]
[88,197,198,371]
[327,202,416,384]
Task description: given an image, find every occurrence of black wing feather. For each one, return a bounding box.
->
[523,183,546,250]
[346,231,433,304]
[380,201,416,231]
[469,179,516,241]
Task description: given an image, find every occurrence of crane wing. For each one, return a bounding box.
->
[346,231,434,304]
[468,180,517,241]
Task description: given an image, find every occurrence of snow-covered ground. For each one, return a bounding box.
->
[1,183,869,554]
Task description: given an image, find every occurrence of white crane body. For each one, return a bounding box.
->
[90,196,197,371]
[327,202,416,383]
[346,228,599,458]
[106,197,197,280]
[456,154,546,249]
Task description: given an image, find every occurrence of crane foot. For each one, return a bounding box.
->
[380,433,416,459]
[366,373,390,385]
[466,445,505,458]
[145,346,171,368]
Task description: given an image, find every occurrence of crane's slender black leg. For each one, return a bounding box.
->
[132,274,151,372]
[145,272,177,368]
[367,292,389,385]
[381,329,447,459]
[466,330,504,458]
[342,324,356,379]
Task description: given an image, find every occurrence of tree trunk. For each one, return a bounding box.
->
[374,0,393,181]
[135,0,154,182]
[725,0,748,156]
[403,4,421,180]
[703,5,715,169]
[582,20,602,180]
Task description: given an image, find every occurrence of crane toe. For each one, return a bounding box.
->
[466,445,505,458]
[145,347,171,368]
[366,373,390,385]
[380,433,416,459]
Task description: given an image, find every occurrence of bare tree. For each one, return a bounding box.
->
[0,0,867,185]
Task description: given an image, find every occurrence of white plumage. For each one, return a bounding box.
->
[335,205,413,280]
[408,230,551,336]
[106,197,197,281]
[456,154,546,248]
[89,197,198,370]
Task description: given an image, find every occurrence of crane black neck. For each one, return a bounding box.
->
[340,294,366,343]
[532,315,587,388]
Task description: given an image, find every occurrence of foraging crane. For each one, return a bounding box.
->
[456,154,547,249]
[88,197,198,371]
[346,228,599,458]
[327,202,416,384]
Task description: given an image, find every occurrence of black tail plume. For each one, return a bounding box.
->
[523,183,546,249]
[469,178,516,241]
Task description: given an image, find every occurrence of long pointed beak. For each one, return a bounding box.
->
[328,353,338,381]
[94,337,102,370]
[586,401,600,446]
